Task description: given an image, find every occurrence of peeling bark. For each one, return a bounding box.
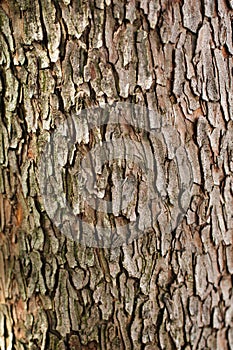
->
[0,0,233,349]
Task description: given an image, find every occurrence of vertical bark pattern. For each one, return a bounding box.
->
[0,0,233,349]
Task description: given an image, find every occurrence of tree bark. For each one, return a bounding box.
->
[0,0,233,349]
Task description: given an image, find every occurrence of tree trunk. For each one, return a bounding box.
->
[0,0,233,349]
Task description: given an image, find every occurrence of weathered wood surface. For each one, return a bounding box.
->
[0,0,232,348]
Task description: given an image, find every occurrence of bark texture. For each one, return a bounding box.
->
[0,0,233,349]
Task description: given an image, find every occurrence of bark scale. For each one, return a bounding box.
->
[0,0,233,349]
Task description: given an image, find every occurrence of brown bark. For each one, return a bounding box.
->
[0,0,233,349]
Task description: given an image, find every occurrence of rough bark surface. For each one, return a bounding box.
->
[0,0,233,349]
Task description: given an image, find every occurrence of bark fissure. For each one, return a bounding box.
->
[0,0,233,349]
